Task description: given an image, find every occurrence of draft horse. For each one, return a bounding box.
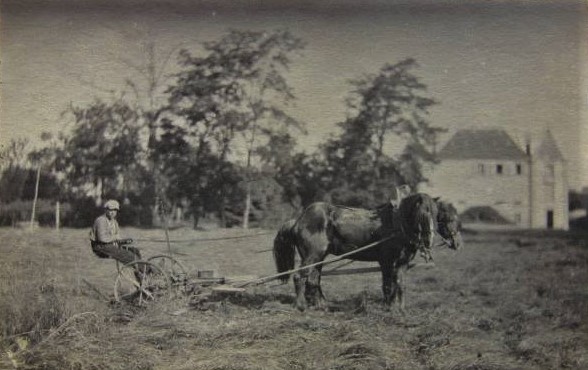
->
[273,193,462,311]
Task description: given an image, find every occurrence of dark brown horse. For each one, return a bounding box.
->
[273,193,462,311]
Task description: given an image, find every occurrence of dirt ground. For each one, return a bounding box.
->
[1,225,587,370]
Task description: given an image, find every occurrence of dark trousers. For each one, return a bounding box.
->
[91,241,142,265]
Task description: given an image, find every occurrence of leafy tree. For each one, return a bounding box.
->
[285,152,331,208]
[71,33,182,225]
[257,131,302,208]
[152,117,226,228]
[121,41,184,225]
[20,170,59,201]
[0,167,29,204]
[322,58,443,206]
[0,138,30,170]
[0,138,30,203]
[165,29,305,228]
[57,99,143,206]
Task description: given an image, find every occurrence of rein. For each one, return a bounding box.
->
[435,219,456,247]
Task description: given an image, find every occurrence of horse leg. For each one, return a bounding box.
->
[316,265,328,309]
[389,267,404,313]
[307,265,327,310]
[379,261,394,307]
[293,268,308,312]
[293,248,327,311]
[396,267,406,313]
[303,266,318,306]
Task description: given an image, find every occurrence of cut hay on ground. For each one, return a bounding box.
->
[1,227,587,369]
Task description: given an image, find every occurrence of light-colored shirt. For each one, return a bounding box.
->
[91,215,120,243]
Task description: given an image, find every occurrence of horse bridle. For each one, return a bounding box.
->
[434,230,452,247]
[435,222,455,248]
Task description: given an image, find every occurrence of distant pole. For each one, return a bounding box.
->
[160,198,172,256]
[30,165,41,231]
[164,214,172,256]
[243,181,251,230]
[55,201,60,230]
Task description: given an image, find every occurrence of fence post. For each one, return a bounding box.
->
[30,165,41,231]
[55,201,60,230]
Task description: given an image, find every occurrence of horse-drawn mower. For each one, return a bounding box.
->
[112,254,187,305]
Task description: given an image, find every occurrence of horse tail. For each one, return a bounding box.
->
[273,219,298,283]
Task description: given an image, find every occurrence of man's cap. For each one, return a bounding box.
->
[104,199,120,210]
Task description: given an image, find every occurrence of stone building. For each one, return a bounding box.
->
[420,128,568,229]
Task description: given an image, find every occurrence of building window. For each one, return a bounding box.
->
[496,164,503,175]
[514,213,521,224]
[516,163,522,175]
[477,164,485,175]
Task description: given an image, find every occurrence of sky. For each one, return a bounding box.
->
[1,0,587,189]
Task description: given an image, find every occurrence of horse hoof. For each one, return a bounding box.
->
[316,304,329,312]
[295,302,306,312]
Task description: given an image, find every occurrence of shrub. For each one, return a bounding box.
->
[460,206,511,224]
[61,196,99,228]
[0,199,65,227]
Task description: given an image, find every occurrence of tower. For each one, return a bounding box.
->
[530,130,569,230]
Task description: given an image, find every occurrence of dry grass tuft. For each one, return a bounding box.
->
[447,358,517,370]
[0,254,69,346]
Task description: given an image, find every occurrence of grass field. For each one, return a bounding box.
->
[1,225,587,370]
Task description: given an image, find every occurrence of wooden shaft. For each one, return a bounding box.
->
[234,235,395,288]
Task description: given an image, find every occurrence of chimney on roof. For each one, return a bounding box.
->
[525,133,532,156]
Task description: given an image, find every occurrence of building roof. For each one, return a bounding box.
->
[535,130,565,161]
[438,129,528,160]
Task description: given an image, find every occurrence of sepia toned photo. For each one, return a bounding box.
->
[1,0,587,368]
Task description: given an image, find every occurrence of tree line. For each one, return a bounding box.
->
[0,29,444,229]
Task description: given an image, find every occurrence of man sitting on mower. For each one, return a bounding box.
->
[90,199,141,264]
